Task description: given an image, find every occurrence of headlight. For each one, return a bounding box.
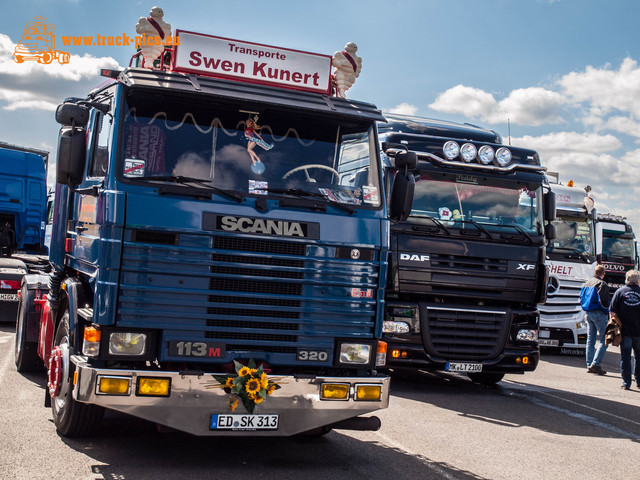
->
[496,147,512,166]
[443,141,460,160]
[517,329,538,342]
[109,332,147,356]
[339,343,372,365]
[478,145,494,164]
[460,143,477,162]
[382,321,410,334]
[577,319,588,329]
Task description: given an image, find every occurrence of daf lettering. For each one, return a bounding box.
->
[220,216,304,237]
[400,253,430,262]
[517,263,536,271]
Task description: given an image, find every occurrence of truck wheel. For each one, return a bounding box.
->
[467,372,505,386]
[49,310,104,437]
[14,285,43,373]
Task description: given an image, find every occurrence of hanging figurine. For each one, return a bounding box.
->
[244,115,273,175]
[332,42,362,98]
[135,6,171,67]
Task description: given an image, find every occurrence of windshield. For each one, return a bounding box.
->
[549,214,594,255]
[407,172,543,235]
[602,233,636,261]
[118,90,381,208]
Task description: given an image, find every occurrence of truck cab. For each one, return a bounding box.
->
[378,114,555,385]
[538,179,595,352]
[596,214,638,290]
[15,31,413,437]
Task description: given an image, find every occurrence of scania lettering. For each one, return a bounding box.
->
[595,213,638,291]
[14,25,413,437]
[378,115,555,386]
[538,177,595,352]
[218,216,306,237]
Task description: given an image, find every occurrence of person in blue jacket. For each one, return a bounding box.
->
[580,264,611,375]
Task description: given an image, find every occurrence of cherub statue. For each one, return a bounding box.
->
[135,6,171,67]
[332,42,362,98]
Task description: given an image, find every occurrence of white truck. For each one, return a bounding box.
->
[538,176,596,353]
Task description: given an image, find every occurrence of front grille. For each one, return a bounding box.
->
[421,305,510,360]
[539,278,583,318]
[117,229,379,365]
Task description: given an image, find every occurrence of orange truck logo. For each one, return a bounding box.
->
[13,17,70,65]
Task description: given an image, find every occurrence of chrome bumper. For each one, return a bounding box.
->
[71,356,390,436]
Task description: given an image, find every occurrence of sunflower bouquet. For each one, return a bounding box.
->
[212,359,281,413]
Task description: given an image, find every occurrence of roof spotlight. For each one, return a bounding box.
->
[496,147,512,166]
[443,141,460,160]
[460,143,477,163]
[478,145,494,165]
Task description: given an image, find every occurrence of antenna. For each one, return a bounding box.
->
[507,118,511,146]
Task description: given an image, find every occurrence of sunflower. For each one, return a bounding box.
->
[260,372,269,390]
[238,366,252,377]
[246,377,261,396]
[254,396,264,405]
[225,377,235,388]
[267,384,277,395]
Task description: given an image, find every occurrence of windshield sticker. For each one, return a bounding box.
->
[249,180,268,195]
[319,188,339,202]
[363,186,379,204]
[244,114,273,175]
[439,207,452,220]
[319,188,362,205]
[124,159,146,177]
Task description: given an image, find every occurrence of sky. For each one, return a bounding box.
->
[2,0,640,229]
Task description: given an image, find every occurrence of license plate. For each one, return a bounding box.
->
[211,414,279,431]
[446,362,482,372]
[539,339,559,347]
[0,294,18,302]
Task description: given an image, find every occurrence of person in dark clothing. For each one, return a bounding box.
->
[609,269,640,390]
[581,264,611,375]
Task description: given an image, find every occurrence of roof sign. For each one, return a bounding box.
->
[173,30,332,94]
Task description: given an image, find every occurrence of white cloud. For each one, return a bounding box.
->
[558,57,640,121]
[429,85,565,126]
[429,84,497,119]
[387,102,418,116]
[0,33,122,111]
[511,131,621,154]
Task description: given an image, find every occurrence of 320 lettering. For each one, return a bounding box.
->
[168,340,226,358]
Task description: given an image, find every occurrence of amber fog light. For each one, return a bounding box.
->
[137,377,171,397]
[355,384,382,401]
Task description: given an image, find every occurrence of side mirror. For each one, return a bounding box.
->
[543,191,556,222]
[389,171,415,222]
[56,103,90,127]
[394,151,418,170]
[545,223,557,241]
[56,126,86,186]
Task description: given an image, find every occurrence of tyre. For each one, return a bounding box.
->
[14,285,43,373]
[467,372,505,386]
[49,309,104,437]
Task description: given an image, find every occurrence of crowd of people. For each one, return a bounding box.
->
[580,265,640,390]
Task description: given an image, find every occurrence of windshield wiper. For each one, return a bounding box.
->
[496,224,534,243]
[408,215,451,235]
[266,188,356,214]
[459,218,492,239]
[140,175,244,202]
[553,246,592,262]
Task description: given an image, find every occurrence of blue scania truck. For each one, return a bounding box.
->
[0,143,49,321]
[14,31,414,437]
[378,114,556,385]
